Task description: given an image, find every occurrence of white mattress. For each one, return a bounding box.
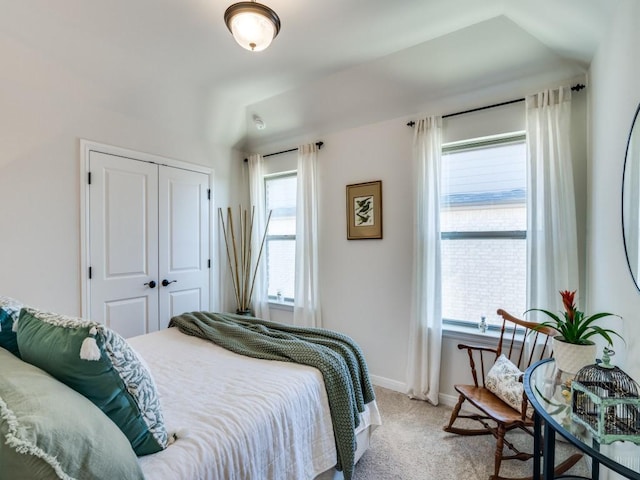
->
[129,328,380,480]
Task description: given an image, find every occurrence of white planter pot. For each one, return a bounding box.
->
[552,337,597,375]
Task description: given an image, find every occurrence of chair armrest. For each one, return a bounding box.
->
[456,343,499,355]
[456,344,499,387]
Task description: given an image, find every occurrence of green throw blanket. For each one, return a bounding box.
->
[168,311,375,480]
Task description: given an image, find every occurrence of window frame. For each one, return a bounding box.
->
[264,171,297,305]
[440,133,527,332]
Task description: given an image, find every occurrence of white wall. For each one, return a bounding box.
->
[588,0,640,378]
[0,15,604,400]
[258,89,588,395]
[0,41,245,316]
[318,118,415,386]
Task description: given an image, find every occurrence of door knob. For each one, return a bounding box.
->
[144,280,157,289]
[162,279,177,287]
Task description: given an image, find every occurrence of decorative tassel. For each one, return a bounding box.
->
[80,326,101,361]
[11,318,18,333]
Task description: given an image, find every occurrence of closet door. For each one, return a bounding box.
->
[158,167,210,328]
[88,151,160,337]
[87,150,211,337]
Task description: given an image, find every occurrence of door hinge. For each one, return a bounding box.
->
[208,259,211,269]
[89,266,92,279]
[88,172,92,185]
[207,188,211,200]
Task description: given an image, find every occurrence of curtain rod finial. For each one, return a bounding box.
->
[407,121,416,127]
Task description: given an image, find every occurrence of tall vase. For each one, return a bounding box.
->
[552,337,597,375]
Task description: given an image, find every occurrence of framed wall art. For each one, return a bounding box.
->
[346,180,382,240]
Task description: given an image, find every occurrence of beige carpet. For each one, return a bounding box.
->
[352,386,589,480]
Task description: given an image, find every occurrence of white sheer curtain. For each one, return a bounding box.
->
[526,86,579,315]
[406,116,443,405]
[248,153,271,320]
[294,144,322,327]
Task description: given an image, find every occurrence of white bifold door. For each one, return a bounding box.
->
[88,151,210,337]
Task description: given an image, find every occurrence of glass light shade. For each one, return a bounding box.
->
[224,2,281,52]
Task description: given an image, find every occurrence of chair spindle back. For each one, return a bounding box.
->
[466,309,555,388]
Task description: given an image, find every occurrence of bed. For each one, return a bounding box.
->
[0,298,381,480]
[133,326,380,479]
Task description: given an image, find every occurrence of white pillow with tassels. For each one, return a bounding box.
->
[485,354,534,418]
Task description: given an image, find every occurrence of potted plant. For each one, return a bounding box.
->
[526,290,622,375]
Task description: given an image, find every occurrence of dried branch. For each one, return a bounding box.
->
[219,206,271,314]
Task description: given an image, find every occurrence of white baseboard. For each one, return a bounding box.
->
[369,385,476,413]
[370,375,406,393]
[438,392,460,408]
[439,392,485,416]
[369,377,478,413]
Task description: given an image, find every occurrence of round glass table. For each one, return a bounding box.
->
[525,358,640,479]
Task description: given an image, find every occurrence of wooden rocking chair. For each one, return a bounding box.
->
[443,309,582,480]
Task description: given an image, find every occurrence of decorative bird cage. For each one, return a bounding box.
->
[571,348,640,445]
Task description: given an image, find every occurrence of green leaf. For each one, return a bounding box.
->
[583,326,624,345]
[525,308,562,325]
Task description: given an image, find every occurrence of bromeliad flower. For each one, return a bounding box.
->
[526,290,622,346]
[560,290,576,323]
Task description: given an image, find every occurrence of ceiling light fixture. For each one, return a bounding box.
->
[224,1,281,52]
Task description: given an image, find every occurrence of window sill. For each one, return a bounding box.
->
[268,301,293,312]
[443,323,525,347]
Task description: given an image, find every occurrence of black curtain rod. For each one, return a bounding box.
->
[243,141,324,162]
[406,83,586,127]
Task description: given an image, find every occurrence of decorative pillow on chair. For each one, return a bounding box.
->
[16,307,170,456]
[0,296,23,357]
[485,354,533,418]
[0,348,145,480]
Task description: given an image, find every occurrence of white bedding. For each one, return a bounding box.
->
[129,327,380,480]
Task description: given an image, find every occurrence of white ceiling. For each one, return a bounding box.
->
[1,0,618,151]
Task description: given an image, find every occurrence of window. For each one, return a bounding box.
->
[440,134,526,329]
[265,173,296,303]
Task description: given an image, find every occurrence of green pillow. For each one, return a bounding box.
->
[0,348,144,480]
[16,307,170,456]
[0,296,22,357]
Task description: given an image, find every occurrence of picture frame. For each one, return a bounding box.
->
[346,180,382,240]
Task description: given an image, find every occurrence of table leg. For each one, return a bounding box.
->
[591,438,600,480]
[534,413,541,480]
[543,420,556,480]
